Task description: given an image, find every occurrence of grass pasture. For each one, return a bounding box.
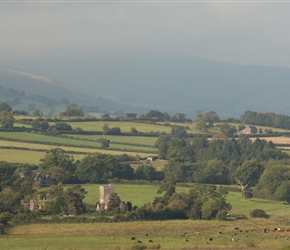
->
[79,184,290,219]
[63,121,173,134]
[0,132,105,147]
[0,130,158,164]
[67,134,158,147]
[0,142,154,164]
[4,219,290,250]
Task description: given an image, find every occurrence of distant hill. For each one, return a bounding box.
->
[2,56,290,118]
[72,56,290,118]
[0,67,142,116]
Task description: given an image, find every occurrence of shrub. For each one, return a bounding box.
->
[250,209,269,218]
[0,223,5,235]
[130,243,147,250]
[10,211,41,225]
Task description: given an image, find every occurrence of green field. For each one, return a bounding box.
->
[77,184,290,218]
[68,134,158,147]
[54,121,173,134]
[0,147,154,164]
[0,130,158,163]
[2,184,290,249]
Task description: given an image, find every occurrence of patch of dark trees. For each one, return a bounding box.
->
[155,134,288,184]
[240,110,290,130]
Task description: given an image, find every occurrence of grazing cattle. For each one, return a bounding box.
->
[149,239,153,243]
[186,239,189,242]
[235,227,239,230]
[131,237,136,240]
[137,240,142,244]
[231,238,235,242]
[209,238,213,241]
[146,233,149,236]
[219,231,223,235]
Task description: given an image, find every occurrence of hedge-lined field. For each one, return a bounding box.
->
[62,121,174,133]
[0,144,155,164]
[67,134,158,147]
[0,130,158,163]
[0,149,48,165]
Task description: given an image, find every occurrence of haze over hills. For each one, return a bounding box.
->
[1,56,290,118]
[0,67,141,116]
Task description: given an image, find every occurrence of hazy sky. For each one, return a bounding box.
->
[1,1,290,74]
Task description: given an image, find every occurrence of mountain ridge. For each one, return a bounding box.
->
[1,56,290,118]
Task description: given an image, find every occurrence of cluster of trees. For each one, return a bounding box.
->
[37,149,163,185]
[0,160,88,233]
[0,103,14,129]
[155,133,289,199]
[0,162,36,231]
[37,185,87,215]
[31,119,73,135]
[194,111,239,135]
[102,124,121,135]
[125,110,190,123]
[195,111,219,131]
[240,110,290,130]
[254,159,290,202]
[75,153,163,183]
[60,104,84,117]
[97,178,231,221]
[121,179,231,221]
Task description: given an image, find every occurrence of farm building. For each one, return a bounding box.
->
[242,126,257,134]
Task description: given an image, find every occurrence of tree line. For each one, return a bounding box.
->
[240,110,290,130]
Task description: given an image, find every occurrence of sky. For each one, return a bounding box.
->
[1,0,290,81]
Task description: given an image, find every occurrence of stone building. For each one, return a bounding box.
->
[242,126,258,134]
[21,194,50,211]
[96,184,114,211]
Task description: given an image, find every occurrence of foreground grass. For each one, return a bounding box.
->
[2,219,290,250]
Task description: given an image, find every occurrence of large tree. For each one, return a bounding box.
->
[0,111,14,128]
[62,104,84,117]
[39,148,76,184]
[75,153,134,183]
[0,103,12,113]
[235,160,264,200]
